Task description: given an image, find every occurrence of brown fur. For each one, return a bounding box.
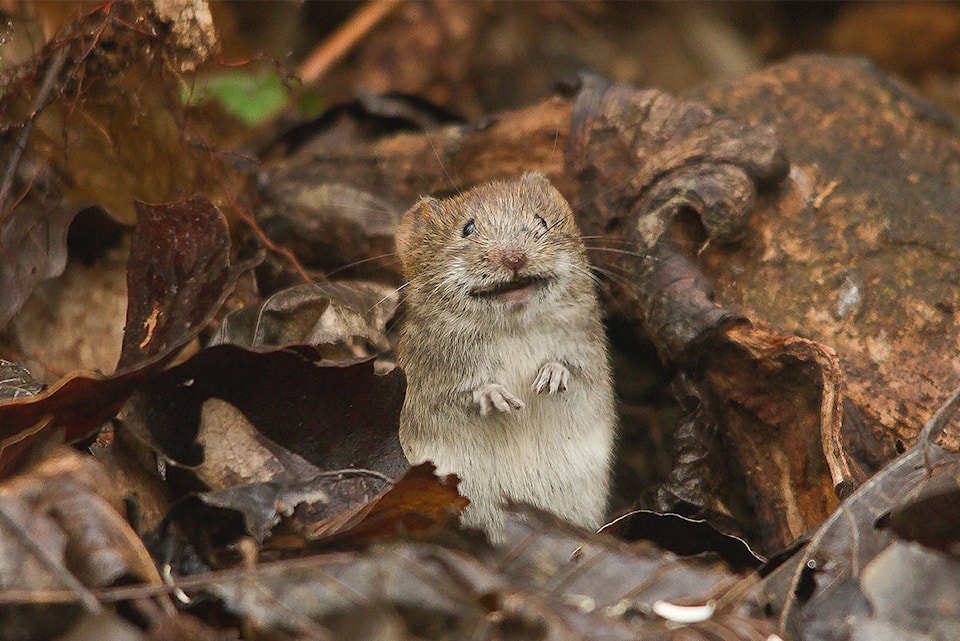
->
[396,172,616,540]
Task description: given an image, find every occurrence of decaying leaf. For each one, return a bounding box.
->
[757,385,960,641]
[0,360,43,402]
[0,193,249,479]
[0,447,165,640]
[192,505,773,641]
[689,55,960,456]
[0,204,83,332]
[120,344,408,477]
[118,195,257,371]
[211,280,397,359]
[0,2,221,225]
[300,463,467,546]
[0,363,170,479]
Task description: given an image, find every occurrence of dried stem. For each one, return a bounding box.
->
[297,0,404,84]
[0,45,69,219]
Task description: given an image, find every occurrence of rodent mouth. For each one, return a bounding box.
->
[469,275,550,301]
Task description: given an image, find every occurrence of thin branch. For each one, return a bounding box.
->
[0,495,103,614]
[297,0,404,84]
[0,45,69,219]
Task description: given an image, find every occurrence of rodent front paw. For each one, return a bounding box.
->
[473,383,525,415]
[531,361,570,394]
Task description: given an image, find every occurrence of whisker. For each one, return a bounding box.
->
[583,246,647,259]
[579,235,640,245]
[581,264,638,292]
[426,131,462,196]
[324,251,401,278]
[363,278,417,318]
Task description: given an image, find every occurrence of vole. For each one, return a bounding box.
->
[395,172,616,540]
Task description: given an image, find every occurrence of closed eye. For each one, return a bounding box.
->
[535,215,547,229]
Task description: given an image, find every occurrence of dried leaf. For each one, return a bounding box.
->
[211,281,397,358]
[689,55,960,455]
[1,2,219,225]
[120,344,408,478]
[758,386,960,640]
[0,194,249,478]
[0,204,81,332]
[301,463,467,545]
[860,542,960,640]
[119,195,255,371]
[198,507,773,641]
[184,467,392,545]
[0,360,43,402]
[0,363,170,479]
[0,447,164,639]
[565,71,786,359]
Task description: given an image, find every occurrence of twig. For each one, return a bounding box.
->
[230,203,315,284]
[920,383,960,472]
[0,495,103,614]
[297,0,404,84]
[0,45,70,219]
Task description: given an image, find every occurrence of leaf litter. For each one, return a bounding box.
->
[0,2,959,640]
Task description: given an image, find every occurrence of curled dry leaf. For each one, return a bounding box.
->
[757,385,960,641]
[0,363,170,479]
[564,71,787,360]
[689,55,960,456]
[119,195,258,371]
[120,344,408,478]
[0,447,164,640]
[299,462,467,546]
[211,280,397,359]
[0,194,248,479]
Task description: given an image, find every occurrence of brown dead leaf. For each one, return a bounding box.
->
[118,195,257,371]
[0,360,43,402]
[301,462,467,545]
[0,2,221,225]
[0,361,172,479]
[758,385,960,640]
[194,506,773,641]
[0,447,164,639]
[120,344,408,478]
[690,55,960,458]
[565,71,786,359]
[0,193,251,479]
[0,204,82,332]
[211,280,397,359]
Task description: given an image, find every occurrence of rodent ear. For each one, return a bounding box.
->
[521,171,552,188]
[396,196,441,256]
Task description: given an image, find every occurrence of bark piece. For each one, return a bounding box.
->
[688,54,960,456]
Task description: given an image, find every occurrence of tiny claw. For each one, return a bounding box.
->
[473,383,524,415]
[532,361,570,395]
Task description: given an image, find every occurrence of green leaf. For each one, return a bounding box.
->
[183,70,290,125]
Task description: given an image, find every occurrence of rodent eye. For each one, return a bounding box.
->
[535,215,548,230]
[462,219,475,237]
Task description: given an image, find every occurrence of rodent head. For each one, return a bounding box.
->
[396,172,591,319]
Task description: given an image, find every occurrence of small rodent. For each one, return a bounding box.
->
[395,172,616,540]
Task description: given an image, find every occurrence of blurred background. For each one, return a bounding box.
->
[4,1,959,124]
